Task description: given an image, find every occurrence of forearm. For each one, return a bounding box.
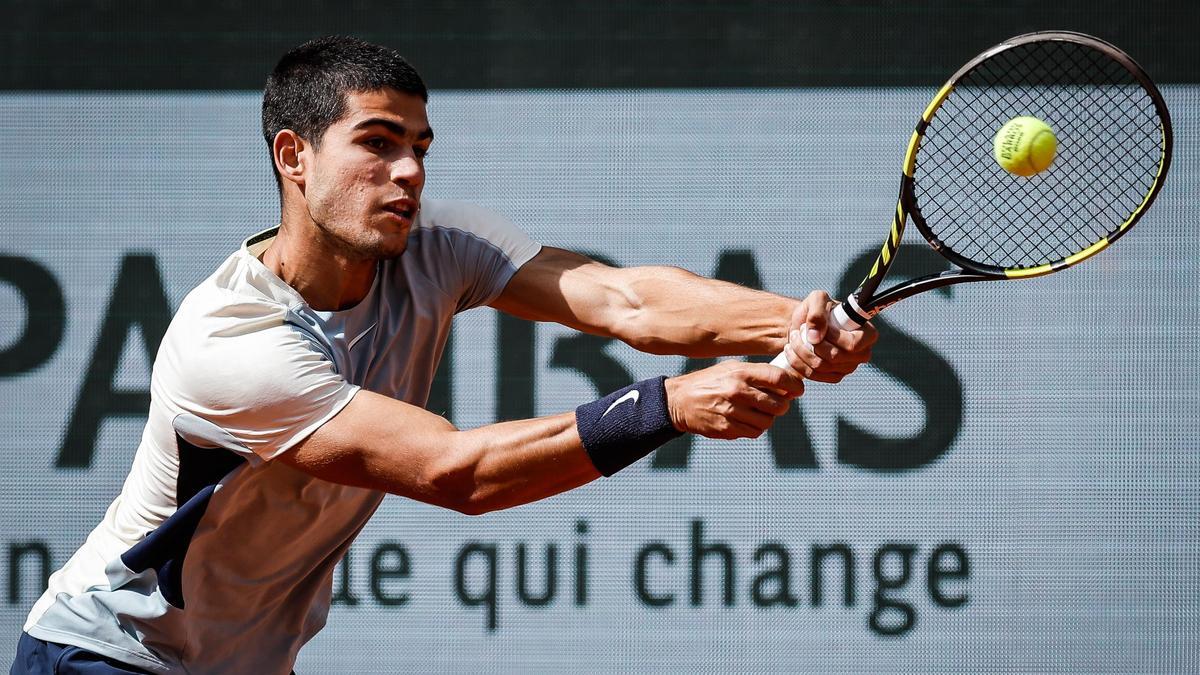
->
[444,412,600,514]
[288,362,809,516]
[615,265,799,357]
[283,391,601,515]
[491,248,800,358]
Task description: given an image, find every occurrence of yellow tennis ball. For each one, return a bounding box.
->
[993,116,1058,177]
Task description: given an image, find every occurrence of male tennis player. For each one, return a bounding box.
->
[12,37,876,674]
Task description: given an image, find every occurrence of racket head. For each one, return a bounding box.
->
[906,31,1173,279]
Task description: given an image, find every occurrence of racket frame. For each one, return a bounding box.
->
[842,30,1173,325]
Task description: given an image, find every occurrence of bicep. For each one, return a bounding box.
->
[167,320,360,463]
[278,389,463,506]
[489,246,635,336]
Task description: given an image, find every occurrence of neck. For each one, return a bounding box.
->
[261,202,377,312]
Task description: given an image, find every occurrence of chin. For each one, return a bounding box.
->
[377,240,409,260]
[344,219,411,260]
[352,236,408,261]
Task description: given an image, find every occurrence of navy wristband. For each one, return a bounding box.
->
[575,376,683,477]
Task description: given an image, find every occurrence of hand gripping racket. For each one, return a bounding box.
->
[771,30,1172,368]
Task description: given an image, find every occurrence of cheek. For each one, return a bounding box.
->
[310,163,379,217]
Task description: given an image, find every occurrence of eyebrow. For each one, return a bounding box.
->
[351,117,434,141]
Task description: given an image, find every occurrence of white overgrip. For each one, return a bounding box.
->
[768,303,862,369]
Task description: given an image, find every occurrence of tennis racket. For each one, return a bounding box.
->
[771,30,1172,368]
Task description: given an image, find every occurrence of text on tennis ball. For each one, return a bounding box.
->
[993,116,1058,177]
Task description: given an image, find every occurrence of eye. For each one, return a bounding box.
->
[414,145,431,159]
[363,137,389,151]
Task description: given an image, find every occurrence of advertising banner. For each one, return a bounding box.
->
[1,89,1197,672]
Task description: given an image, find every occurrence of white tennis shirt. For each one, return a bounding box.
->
[23,199,541,674]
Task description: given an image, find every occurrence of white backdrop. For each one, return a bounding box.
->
[0,88,1197,672]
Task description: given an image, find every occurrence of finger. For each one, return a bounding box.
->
[729,405,775,432]
[822,324,875,352]
[784,339,821,374]
[806,359,866,383]
[862,321,880,344]
[742,362,806,396]
[736,387,790,416]
[806,340,851,365]
[805,369,849,384]
[789,329,815,356]
[725,418,768,440]
[701,417,759,441]
[803,292,831,346]
[810,343,874,374]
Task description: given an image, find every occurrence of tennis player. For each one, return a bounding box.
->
[11,37,876,674]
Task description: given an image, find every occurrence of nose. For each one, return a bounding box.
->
[390,151,424,189]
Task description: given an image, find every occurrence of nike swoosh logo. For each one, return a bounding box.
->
[602,390,640,418]
[347,323,377,351]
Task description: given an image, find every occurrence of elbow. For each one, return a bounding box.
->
[440,477,493,516]
[451,500,493,517]
[420,443,496,516]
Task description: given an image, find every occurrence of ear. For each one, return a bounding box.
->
[272,129,308,188]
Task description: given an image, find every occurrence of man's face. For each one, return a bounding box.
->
[301,88,432,259]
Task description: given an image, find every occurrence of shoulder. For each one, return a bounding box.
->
[410,199,541,266]
[157,252,330,410]
[395,200,542,311]
[156,288,356,460]
[168,252,293,354]
[414,199,538,251]
[414,198,515,235]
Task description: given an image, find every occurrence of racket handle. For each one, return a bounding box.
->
[768,303,861,369]
[829,302,861,330]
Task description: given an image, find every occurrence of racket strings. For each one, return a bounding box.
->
[912,39,1164,271]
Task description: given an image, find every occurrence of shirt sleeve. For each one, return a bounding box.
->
[412,200,542,312]
[161,308,359,463]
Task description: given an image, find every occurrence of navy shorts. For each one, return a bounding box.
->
[10,633,151,675]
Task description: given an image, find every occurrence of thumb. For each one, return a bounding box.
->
[804,299,829,346]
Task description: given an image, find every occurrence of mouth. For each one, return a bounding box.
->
[381,198,419,222]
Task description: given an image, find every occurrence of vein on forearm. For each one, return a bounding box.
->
[612,266,798,357]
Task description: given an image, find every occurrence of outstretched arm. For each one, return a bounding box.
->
[490,247,876,381]
[280,361,804,515]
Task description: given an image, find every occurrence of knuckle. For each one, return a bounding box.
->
[785,351,803,369]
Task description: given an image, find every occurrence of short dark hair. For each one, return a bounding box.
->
[261,36,428,186]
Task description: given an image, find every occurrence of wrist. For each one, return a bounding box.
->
[662,375,686,433]
[575,376,683,477]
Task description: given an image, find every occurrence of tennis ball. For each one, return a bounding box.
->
[993,116,1058,177]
